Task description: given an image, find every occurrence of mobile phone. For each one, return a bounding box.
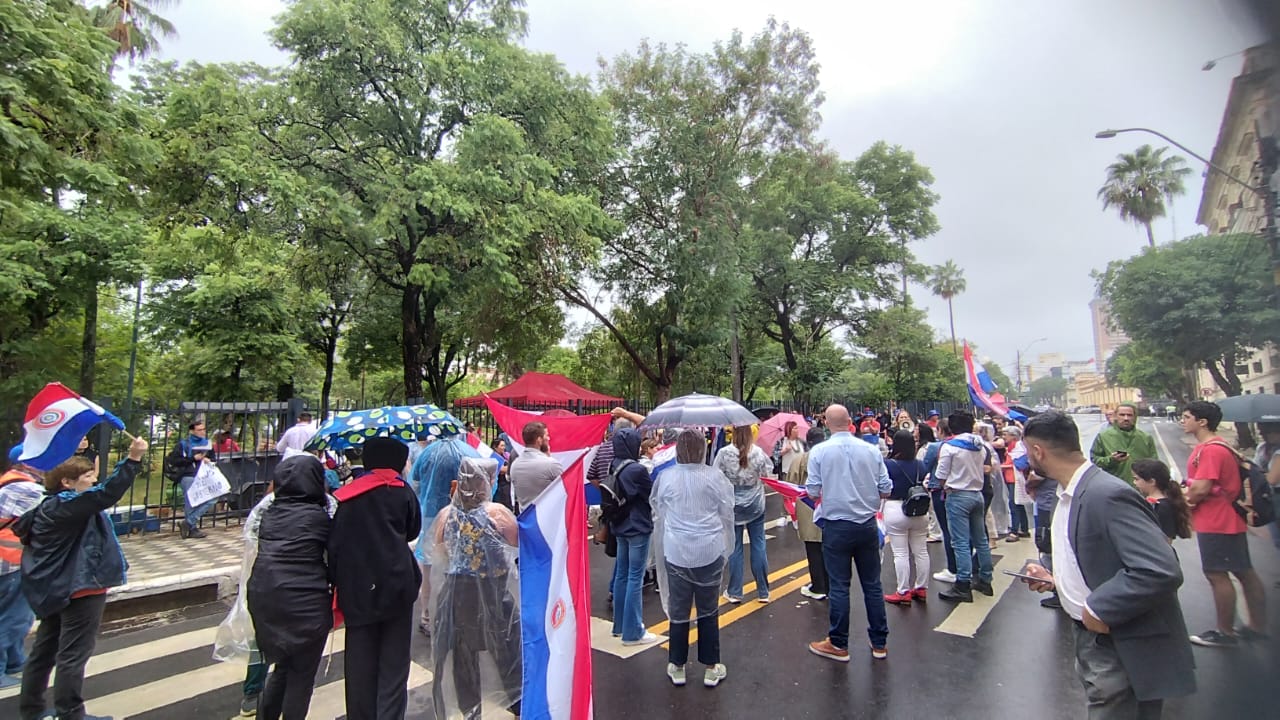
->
[1003,569,1051,583]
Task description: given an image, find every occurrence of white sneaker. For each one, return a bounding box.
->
[933,569,957,583]
[927,534,943,543]
[722,592,742,604]
[667,663,686,686]
[800,584,827,600]
[704,663,728,687]
[621,632,659,646]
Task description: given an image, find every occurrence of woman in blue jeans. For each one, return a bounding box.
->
[715,426,773,603]
[608,429,657,645]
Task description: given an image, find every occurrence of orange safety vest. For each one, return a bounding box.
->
[0,469,39,566]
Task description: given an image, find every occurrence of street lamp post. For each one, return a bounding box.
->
[1094,128,1264,197]
[1015,337,1049,396]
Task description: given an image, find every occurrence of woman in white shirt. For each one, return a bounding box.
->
[715,427,773,603]
[777,421,805,477]
[652,431,734,688]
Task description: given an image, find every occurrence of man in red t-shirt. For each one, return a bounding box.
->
[1182,401,1268,648]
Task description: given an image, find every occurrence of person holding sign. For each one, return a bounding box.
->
[167,420,218,539]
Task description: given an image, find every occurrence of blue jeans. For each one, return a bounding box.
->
[821,518,888,650]
[1008,485,1029,534]
[931,489,956,574]
[0,571,34,674]
[727,515,769,600]
[946,490,993,584]
[180,475,217,528]
[611,534,650,641]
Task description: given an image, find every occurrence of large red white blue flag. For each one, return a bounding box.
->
[483,397,610,720]
[964,343,1012,418]
[19,383,124,471]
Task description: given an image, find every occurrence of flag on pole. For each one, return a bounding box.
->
[19,382,125,471]
[482,397,609,720]
[963,343,1012,418]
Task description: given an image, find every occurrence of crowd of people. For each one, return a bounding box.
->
[0,397,1275,719]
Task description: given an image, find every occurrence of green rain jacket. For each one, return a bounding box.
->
[1089,425,1158,486]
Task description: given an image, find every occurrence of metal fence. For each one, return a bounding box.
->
[1,394,969,536]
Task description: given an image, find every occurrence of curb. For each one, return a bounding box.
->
[108,564,241,604]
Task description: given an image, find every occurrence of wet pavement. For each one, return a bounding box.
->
[2,414,1276,719]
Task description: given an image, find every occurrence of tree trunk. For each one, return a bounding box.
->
[401,284,425,402]
[79,287,98,398]
[321,334,337,417]
[1144,222,1155,248]
[730,316,742,403]
[947,298,958,356]
[1205,358,1255,447]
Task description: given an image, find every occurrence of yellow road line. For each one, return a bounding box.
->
[647,559,809,636]
[668,573,814,649]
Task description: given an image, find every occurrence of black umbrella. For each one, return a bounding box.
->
[1216,394,1280,423]
[638,393,759,430]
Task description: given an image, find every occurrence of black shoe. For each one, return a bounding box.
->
[187,526,207,539]
[972,580,994,597]
[240,694,259,716]
[179,523,190,539]
[1189,630,1239,647]
[1040,595,1062,610]
[1235,626,1271,643]
[939,582,973,603]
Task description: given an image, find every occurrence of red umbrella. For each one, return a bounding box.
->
[756,412,810,453]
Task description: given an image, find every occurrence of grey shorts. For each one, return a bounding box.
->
[1197,532,1252,573]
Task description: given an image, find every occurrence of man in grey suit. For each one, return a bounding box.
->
[1019,411,1195,719]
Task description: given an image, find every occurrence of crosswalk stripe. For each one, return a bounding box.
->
[89,631,348,719]
[0,626,219,701]
[934,542,1040,638]
[305,661,433,719]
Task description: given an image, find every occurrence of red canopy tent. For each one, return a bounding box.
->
[453,372,623,409]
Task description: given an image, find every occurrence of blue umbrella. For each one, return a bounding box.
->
[305,404,465,452]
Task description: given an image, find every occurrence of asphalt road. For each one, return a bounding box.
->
[2,413,1276,719]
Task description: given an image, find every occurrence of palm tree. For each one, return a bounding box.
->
[929,261,966,355]
[1097,144,1191,248]
[87,0,178,63]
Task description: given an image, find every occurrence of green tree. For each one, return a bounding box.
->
[1097,144,1191,248]
[1106,341,1193,403]
[0,0,151,405]
[1099,232,1280,444]
[270,0,612,406]
[860,304,966,402]
[928,261,966,355]
[87,0,178,63]
[558,20,821,402]
[1026,375,1069,406]
[744,144,937,401]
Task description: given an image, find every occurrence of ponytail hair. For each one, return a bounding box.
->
[1132,459,1191,539]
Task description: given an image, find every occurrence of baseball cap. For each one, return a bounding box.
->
[927,410,940,418]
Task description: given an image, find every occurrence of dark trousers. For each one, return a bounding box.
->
[1009,486,1029,534]
[259,635,327,720]
[931,490,957,574]
[19,593,108,720]
[822,518,888,650]
[344,608,413,720]
[665,560,722,667]
[803,541,829,595]
[244,660,268,697]
[1073,623,1164,719]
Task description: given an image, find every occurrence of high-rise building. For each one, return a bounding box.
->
[1090,297,1130,372]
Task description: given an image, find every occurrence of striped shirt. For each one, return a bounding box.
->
[0,475,45,575]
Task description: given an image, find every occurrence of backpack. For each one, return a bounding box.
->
[598,459,635,528]
[164,439,193,483]
[890,459,931,517]
[1205,440,1276,528]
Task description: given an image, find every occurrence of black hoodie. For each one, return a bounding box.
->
[247,456,333,661]
[608,429,653,537]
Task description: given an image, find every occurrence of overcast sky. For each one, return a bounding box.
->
[146,0,1266,381]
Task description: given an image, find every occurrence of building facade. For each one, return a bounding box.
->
[1195,42,1280,401]
[1089,297,1130,373]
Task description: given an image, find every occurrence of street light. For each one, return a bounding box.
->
[1015,337,1048,395]
[1094,127,1263,197]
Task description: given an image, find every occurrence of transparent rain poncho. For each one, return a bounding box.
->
[429,457,522,719]
[651,460,736,623]
[414,438,481,565]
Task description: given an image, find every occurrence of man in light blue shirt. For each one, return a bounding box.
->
[805,405,892,663]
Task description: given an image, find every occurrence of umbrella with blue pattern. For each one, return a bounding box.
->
[305,404,465,452]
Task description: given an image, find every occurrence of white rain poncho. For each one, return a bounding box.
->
[212,490,339,663]
[428,457,522,719]
[651,461,735,623]
[414,438,482,565]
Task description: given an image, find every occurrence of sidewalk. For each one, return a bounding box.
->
[110,524,246,604]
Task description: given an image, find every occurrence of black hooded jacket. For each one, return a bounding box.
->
[608,429,653,538]
[247,456,333,661]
